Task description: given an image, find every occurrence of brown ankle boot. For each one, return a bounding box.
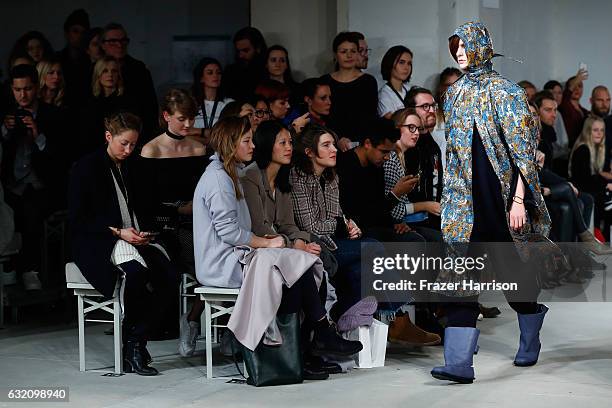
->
[578,231,612,255]
[388,315,441,346]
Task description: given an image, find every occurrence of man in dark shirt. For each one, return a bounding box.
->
[336,118,423,242]
[58,9,92,107]
[101,23,158,141]
[222,27,268,101]
[404,87,443,229]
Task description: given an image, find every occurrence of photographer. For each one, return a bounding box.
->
[1,64,61,290]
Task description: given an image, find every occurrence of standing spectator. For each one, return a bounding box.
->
[301,77,331,127]
[353,32,369,70]
[1,64,61,290]
[543,80,570,165]
[262,45,301,106]
[222,27,268,100]
[9,31,55,65]
[558,69,589,148]
[321,32,378,151]
[83,28,104,64]
[190,57,233,147]
[378,45,413,119]
[101,23,158,141]
[518,80,537,102]
[58,9,92,107]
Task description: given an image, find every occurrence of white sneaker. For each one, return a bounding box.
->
[477,313,484,321]
[178,312,199,357]
[22,271,42,290]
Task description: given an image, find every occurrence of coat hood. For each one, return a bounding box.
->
[450,21,494,73]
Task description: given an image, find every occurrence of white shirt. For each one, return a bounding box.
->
[194,98,234,129]
[378,83,407,117]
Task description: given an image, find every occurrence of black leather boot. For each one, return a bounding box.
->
[139,341,152,365]
[311,322,363,356]
[123,341,158,376]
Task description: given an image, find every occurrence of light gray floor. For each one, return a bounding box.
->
[1,302,612,408]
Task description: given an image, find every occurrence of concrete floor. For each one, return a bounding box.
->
[1,301,612,408]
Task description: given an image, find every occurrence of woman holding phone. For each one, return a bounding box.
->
[69,112,179,376]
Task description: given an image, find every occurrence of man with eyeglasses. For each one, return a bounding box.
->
[353,32,370,70]
[101,22,158,142]
[404,87,444,229]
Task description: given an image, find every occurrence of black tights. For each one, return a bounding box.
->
[277,268,326,322]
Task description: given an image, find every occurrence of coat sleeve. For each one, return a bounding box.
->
[290,172,338,236]
[204,178,252,247]
[241,172,276,238]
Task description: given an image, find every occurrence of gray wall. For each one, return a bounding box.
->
[0,0,249,92]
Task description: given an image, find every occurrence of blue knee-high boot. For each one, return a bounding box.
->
[431,327,480,384]
[514,304,548,367]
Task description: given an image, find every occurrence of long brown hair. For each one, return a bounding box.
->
[210,116,252,199]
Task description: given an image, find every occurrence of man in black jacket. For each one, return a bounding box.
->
[101,23,158,141]
[336,118,423,242]
[222,27,268,101]
[1,64,62,290]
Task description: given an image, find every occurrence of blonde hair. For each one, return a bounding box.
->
[569,116,606,176]
[92,56,124,97]
[36,60,64,107]
[210,116,251,199]
[391,107,421,171]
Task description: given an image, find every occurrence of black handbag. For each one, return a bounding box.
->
[234,313,304,387]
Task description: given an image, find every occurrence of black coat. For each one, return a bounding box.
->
[121,55,159,142]
[68,148,155,297]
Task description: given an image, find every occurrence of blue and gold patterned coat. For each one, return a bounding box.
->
[441,22,551,244]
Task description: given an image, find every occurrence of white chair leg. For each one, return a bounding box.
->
[113,296,122,374]
[77,295,85,372]
[205,299,213,379]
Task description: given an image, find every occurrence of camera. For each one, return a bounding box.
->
[12,108,33,137]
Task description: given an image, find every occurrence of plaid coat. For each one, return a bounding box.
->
[290,167,343,250]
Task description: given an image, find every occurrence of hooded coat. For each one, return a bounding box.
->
[441,22,551,244]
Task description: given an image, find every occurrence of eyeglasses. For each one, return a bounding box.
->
[413,103,438,112]
[358,48,372,55]
[103,37,130,46]
[400,124,425,134]
[253,109,270,118]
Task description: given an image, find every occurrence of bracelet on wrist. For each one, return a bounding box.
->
[512,196,524,204]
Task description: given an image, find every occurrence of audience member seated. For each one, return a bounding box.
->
[79,56,138,156]
[262,45,301,106]
[58,9,92,107]
[532,95,604,251]
[378,45,413,119]
[404,87,443,230]
[385,108,442,241]
[101,23,158,141]
[321,32,378,151]
[69,112,179,376]
[290,123,379,322]
[589,86,612,171]
[190,57,234,147]
[140,88,209,357]
[336,118,425,242]
[559,69,590,148]
[569,117,612,241]
[192,116,362,375]
[1,64,63,291]
[222,27,268,100]
[301,78,331,127]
